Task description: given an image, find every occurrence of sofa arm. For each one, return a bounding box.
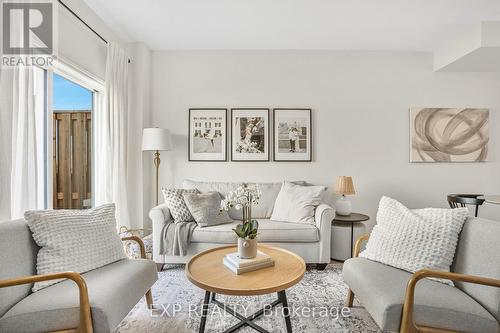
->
[150,204,173,262]
[0,272,93,333]
[315,204,335,263]
[400,269,500,333]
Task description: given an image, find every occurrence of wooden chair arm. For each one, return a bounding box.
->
[121,236,146,259]
[400,269,500,333]
[0,272,93,333]
[353,234,370,257]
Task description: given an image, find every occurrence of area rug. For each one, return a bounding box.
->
[116,265,381,333]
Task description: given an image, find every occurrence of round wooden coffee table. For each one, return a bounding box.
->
[186,245,306,333]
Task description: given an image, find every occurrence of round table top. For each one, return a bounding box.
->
[480,195,500,205]
[333,213,369,223]
[186,245,306,296]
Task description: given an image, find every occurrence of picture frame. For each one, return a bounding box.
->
[231,108,270,162]
[409,107,489,162]
[273,108,312,162]
[188,108,227,161]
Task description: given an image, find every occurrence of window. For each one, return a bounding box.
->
[52,73,93,209]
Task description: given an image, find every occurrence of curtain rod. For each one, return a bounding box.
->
[57,0,131,63]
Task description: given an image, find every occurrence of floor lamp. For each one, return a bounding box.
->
[142,128,173,205]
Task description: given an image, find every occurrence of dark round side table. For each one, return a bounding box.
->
[332,213,369,259]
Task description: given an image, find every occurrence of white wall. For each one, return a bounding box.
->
[151,50,500,232]
[57,0,123,79]
[126,42,153,230]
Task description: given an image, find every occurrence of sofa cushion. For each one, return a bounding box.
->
[245,181,306,218]
[183,192,233,227]
[0,259,158,333]
[191,219,319,243]
[342,257,499,333]
[183,179,244,220]
[452,217,500,322]
[161,188,199,222]
[271,181,326,224]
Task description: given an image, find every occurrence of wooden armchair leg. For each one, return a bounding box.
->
[346,289,354,307]
[145,290,153,308]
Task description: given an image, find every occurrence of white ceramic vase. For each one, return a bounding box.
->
[238,238,258,259]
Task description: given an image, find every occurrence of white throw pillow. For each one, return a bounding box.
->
[270,181,326,224]
[360,196,468,284]
[25,204,126,292]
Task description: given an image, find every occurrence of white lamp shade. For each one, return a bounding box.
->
[142,128,172,151]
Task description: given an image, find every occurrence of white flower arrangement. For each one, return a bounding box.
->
[220,184,261,211]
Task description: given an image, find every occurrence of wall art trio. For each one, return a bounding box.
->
[188,108,312,162]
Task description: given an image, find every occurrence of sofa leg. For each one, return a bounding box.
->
[145,290,153,309]
[346,289,354,307]
[156,263,164,272]
[316,263,327,270]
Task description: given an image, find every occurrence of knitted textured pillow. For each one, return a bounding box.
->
[162,188,199,222]
[183,192,234,227]
[25,204,126,292]
[360,196,468,284]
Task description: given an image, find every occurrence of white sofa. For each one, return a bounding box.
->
[150,180,335,268]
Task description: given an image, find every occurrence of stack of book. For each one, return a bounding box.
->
[223,251,275,275]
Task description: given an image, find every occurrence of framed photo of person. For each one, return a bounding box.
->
[188,108,227,161]
[231,108,270,161]
[273,108,312,162]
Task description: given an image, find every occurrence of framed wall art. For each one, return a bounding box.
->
[231,108,270,161]
[410,107,489,162]
[273,108,312,162]
[188,108,227,161]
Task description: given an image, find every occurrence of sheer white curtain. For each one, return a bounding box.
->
[95,42,130,227]
[10,65,45,219]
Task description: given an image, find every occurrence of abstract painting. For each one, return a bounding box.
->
[410,108,489,162]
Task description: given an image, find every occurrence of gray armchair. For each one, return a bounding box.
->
[342,217,500,333]
[0,219,158,333]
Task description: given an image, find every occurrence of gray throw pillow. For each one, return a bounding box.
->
[183,192,234,227]
[162,188,199,222]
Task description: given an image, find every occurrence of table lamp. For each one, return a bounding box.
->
[142,128,172,205]
[334,176,355,216]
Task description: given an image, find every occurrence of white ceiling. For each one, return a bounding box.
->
[82,0,500,51]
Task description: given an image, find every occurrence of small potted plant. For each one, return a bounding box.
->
[221,184,261,258]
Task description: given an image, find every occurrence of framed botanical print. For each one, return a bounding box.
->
[273,108,312,162]
[188,108,227,161]
[231,108,270,161]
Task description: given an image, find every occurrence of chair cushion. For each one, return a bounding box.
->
[342,258,499,333]
[191,219,319,243]
[0,259,157,333]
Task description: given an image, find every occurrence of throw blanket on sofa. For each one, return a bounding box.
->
[159,221,197,256]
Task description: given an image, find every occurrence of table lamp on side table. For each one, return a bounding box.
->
[142,128,172,205]
[334,176,355,216]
